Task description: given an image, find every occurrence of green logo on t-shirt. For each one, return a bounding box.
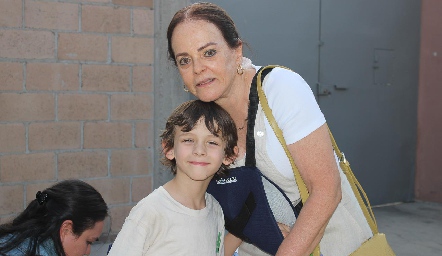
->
[216,232,222,253]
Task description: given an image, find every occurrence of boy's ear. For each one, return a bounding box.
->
[223,146,239,165]
[162,141,175,160]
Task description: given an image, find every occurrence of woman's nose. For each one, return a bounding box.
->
[193,59,206,74]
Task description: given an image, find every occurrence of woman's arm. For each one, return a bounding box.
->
[275,124,342,256]
[224,232,242,256]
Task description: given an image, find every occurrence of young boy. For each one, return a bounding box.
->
[108,100,238,256]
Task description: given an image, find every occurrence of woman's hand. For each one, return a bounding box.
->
[278,223,291,238]
[224,232,242,256]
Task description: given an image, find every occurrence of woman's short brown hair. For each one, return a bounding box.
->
[167,2,242,65]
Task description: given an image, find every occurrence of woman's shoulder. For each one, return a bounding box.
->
[0,236,56,256]
[265,66,306,86]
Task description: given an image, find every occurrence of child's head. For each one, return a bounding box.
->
[160,100,238,175]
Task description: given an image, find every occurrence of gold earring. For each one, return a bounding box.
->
[237,64,244,75]
[183,84,189,92]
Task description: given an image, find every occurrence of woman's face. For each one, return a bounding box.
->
[61,220,104,256]
[171,19,242,102]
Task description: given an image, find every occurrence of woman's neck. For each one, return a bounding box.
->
[215,67,256,160]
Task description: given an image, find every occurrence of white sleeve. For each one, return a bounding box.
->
[108,202,156,256]
[263,67,325,145]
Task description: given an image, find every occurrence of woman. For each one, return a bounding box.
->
[0,180,108,256]
[167,2,373,256]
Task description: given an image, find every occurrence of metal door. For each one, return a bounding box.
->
[192,0,420,205]
[318,0,420,204]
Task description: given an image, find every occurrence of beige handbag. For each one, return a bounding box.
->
[256,65,395,256]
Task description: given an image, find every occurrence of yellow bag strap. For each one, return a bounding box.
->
[256,65,309,204]
[256,65,379,255]
[328,131,378,233]
[256,65,320,256]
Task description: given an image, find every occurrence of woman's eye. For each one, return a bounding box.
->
[178,57,191,66]
[204,49,216,57]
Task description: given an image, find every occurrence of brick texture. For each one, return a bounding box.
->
[0,153,55,182]
[25,0,79,31]
[132,176,152,202]
[58,33,108,61]
[111,37,153,64]
[0,30,55,59]
[84,122,132,149]
[87,178,130,205]
[0,62,23,91]
[58,94,108,121]
[112,0,153,8]
[110,149,150,176]
[110,94,152,120]
[82,65,130,92]
[58,151,108,179]
[108,205,133,232]
[82,5,131,34]
[0,123,26,153]
[0,0,22,28]
[0,0,155,238]
[0,93,55,122]
[28,122,81,151]
[134,121,153,148]
[26,63,79,91]
[133,9,154,36]
[133,65,153,92]
[0,185,24,215]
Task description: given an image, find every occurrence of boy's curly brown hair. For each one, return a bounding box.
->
[160,100,238,175]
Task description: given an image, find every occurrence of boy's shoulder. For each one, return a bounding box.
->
[205,192,224,216]
[127,187,168,218]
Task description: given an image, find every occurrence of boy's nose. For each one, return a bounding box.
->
[193,143,206,156]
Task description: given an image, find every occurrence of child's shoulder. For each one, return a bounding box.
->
[205,192,223,215]
[128,187,168,217]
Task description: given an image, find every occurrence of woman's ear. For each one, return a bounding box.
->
[235,40,243,63]
[59,220,74,242]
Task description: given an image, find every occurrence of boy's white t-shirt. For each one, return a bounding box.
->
[108,186,225,256]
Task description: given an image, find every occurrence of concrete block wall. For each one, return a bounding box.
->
[0,0,154,239]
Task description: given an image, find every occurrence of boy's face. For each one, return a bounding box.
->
[165,118,233,181]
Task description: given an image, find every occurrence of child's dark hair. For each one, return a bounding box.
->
[160,100,238,175]
[0,179,108,256]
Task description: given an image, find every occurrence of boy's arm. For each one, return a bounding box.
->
[224,232,242,256]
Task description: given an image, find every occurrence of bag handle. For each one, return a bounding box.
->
[256,65,379,255]
[328,133,378,233]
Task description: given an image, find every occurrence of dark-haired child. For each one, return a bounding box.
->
[0,180,108,256]
[109,100,238,256]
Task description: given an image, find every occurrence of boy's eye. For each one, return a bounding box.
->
[178,57,191,66]
[208,140,220,146]
[182,138,193,143]
[204,49,216,57]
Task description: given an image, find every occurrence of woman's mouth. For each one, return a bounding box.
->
[197,78,215,87]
